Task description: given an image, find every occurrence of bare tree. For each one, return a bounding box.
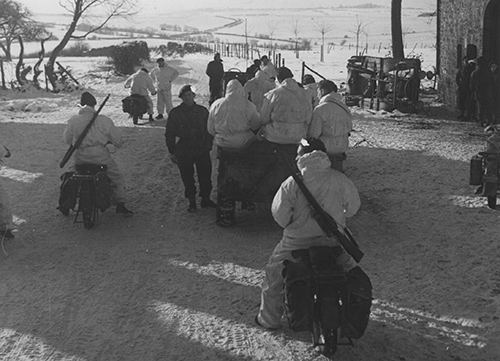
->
[0,0,32,61]
[313,19,333,62]
[391,0,404,60]
[33,34,51,88]
[45,0,136,90]
[350,16,368,56]
[266,20,277,50]
[291,19,300,58]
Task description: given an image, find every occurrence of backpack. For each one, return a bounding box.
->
[58,172,77,213]
[94,170,112,212]
[340,266,373,339]
[122,94,147,116]
[283,247,372,340]
[282,258,314,331]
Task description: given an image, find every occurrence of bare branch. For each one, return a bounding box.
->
[70,12,114,38]
[81,0,105,14]
[46,0,136,90]
[58,0,75,14]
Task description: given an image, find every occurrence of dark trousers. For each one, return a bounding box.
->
[457,89,475,121]
[177,152,212,200]
[209,80,223,105]
[477,98,493,126]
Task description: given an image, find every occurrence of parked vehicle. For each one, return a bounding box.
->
[345,55,423,113]
[222,67,249,94]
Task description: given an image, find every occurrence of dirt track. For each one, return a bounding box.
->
[0,55,499,361]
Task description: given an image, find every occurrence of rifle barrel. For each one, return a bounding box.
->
[59,94,110,168]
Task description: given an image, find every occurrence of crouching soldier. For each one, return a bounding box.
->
[256,138,361,329]
[165,85,216,212]
[62,92,133,216]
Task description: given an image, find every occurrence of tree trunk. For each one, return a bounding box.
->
[15,36,24,85]
[33,36,49,88]
[391,0,404,61]
[0,40,12,62]
[45,7,81,90]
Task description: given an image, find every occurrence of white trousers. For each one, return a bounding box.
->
[157,89,173,115]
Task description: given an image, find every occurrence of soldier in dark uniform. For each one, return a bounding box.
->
[165,85,216,212]
[206,53,224,105]
[456,56,476,121]
[471,57,495,126]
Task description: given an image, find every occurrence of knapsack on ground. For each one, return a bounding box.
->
[122,94,147,116]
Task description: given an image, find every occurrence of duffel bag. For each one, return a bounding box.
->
[122,94,147,115]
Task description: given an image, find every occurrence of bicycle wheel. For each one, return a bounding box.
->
[80,180,96,229]
[321,328,338,359]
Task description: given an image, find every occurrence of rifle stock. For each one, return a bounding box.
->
[277,149,364,263]
[59,94,110,168]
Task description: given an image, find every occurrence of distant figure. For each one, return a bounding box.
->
[471,56,495,126]
[206,53,224,105]
[456,56,476,122]
[124,68,157,123]
[151,57,179,120]
[260,55,278,81]
[259,67,313,144]
[308,80,352,171]
[246,59,261,79]
[208,79,261,149]
[303,74,319,108]
[243,70,276,113]
[0,144,14,239]
[165,85,216,212]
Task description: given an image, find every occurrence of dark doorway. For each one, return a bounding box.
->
[483,0,500,120]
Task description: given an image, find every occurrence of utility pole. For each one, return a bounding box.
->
[245,18,249,63]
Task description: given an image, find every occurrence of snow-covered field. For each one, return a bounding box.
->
[0,47,499,360]
[9,2,436,59]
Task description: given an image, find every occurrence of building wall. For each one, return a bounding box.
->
[439,0,490,108]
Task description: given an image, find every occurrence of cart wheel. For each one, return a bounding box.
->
[487,196,497,209]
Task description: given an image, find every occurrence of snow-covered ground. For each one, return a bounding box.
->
[0,51,499,361]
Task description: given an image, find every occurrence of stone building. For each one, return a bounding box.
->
[438,0,500,113]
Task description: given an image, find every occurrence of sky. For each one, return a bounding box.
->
[17,0,437,16]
